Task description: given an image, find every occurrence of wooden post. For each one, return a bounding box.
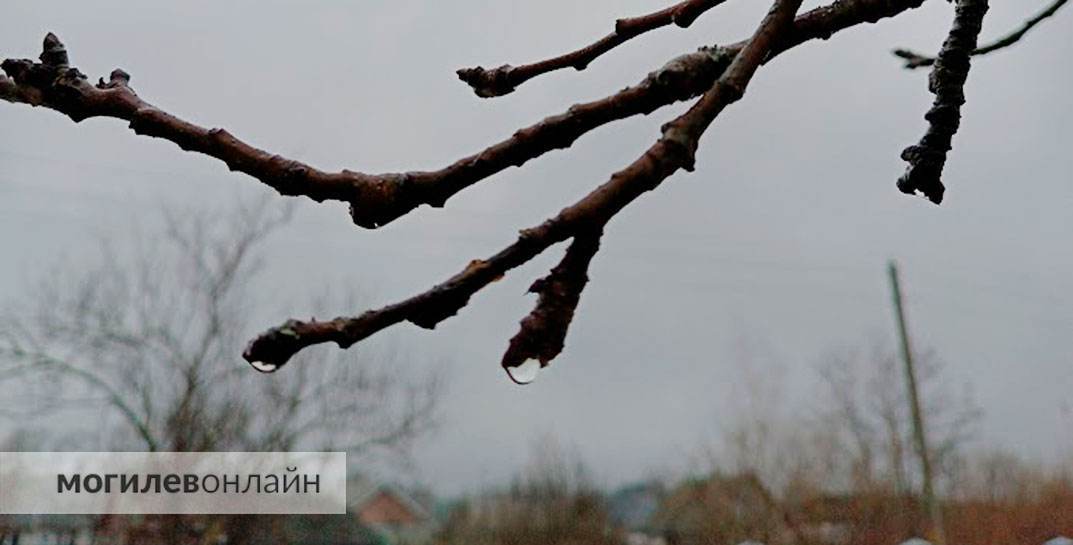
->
[888,260,946,545]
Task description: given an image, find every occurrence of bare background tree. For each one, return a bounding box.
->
[675,338,985,543]
[813,344,981,496]
[0,198,443,544]
[703,337,979,494]
[0,197,440,456]
[435,436,621,545]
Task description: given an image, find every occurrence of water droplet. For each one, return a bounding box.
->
[505,359,541,385]
[249,360,279,374]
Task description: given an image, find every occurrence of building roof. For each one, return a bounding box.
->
[347,475,431,523]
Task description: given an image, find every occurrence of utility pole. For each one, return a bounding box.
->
[888,260,946,545]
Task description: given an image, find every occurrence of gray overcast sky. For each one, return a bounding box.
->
[2,1,1071,494]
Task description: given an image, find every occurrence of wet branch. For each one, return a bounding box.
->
[456,0,730,98]
[3,0,926,231]
[897,0,989,204]
[243,0,806,371]
[893,0,1066,69]
[1,0,966,378]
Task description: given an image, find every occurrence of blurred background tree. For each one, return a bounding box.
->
[435,436,623,545]
[0,197,443,544]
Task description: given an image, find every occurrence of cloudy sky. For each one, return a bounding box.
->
[2,1,1070,494]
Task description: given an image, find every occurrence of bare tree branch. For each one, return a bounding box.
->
[243,0,806,371]
[13,350,160,450]
[456,0,730,97]
[237,0,933,371]
[9,0,1010,379]
[2,0,926,231]
[897,0,990,204]
[894,0,1067,69]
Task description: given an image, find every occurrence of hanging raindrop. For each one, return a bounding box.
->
[505,359,541,385]
[248,360,280,374]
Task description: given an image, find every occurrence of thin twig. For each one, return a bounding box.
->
[897,0,989,204]
[3,0,926,230]
[243,0,806,370]
[893,0,1065,69]
[456,0,729,98]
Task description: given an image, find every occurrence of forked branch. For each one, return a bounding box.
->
[243,0,806,372]
[502,229,603,377]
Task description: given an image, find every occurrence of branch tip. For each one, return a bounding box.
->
[455,65,516,98]
[40,33,69,66]
[896,0,988,203]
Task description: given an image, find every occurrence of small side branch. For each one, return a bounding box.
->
[244,0,805,371]
[501,229,603,377]
[896,0,989,204]
[456,0,729,97]
[893,0,1065,69]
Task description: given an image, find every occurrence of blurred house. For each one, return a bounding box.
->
[608,481,667,545]
[649,472,792,545]
[348,475,436,545]
[608,482,664,531]
[795,493,921,544]
[250,476,437,545]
